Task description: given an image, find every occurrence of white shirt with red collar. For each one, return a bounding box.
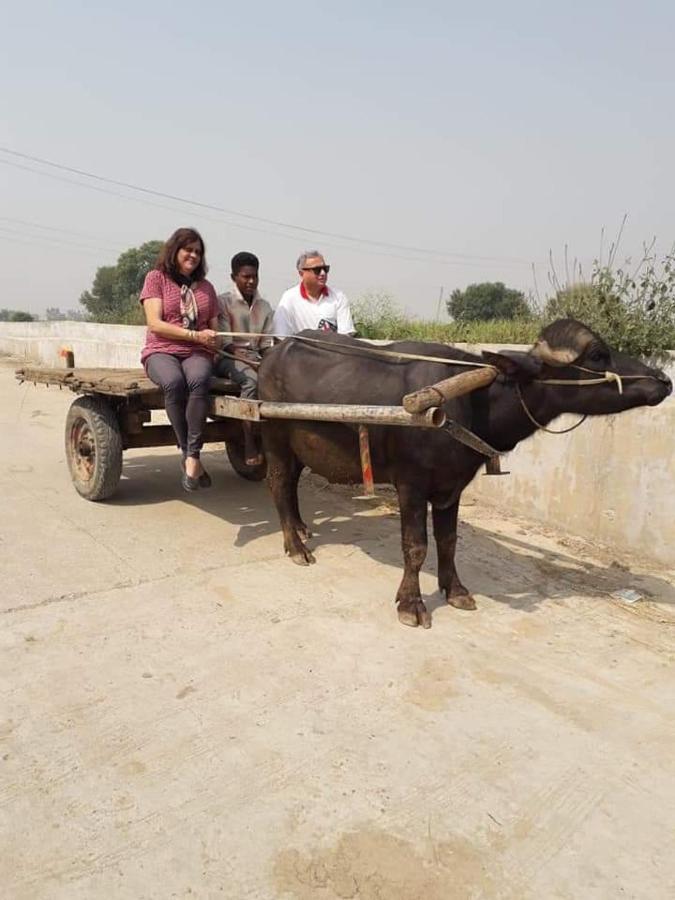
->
[273,282,355,336]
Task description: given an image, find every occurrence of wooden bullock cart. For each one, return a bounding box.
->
[15,365,448,501]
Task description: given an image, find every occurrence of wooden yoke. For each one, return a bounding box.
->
[402,366,498,414]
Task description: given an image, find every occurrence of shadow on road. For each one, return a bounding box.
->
[108,449,675,619]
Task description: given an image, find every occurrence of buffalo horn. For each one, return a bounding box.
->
[531,319,598,366]
[402,366,497,414]
[531,339,579,367]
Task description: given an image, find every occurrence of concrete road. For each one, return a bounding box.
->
[1,358,674,900]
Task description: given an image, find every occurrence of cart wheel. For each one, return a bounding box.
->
[65,396,123,501]
[225,431,267,481]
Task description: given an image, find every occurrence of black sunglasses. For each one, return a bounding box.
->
[302,265,330,275]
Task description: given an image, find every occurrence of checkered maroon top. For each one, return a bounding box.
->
[139,269,219,365]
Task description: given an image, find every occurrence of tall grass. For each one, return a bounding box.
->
[353,276,675,355]
[357,316,542,345]
[352,293,541,345]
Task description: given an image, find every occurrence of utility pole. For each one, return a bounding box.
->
[435,286,444,321]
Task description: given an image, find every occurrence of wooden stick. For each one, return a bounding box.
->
[402,367,497,413]
[356,424,376,498]
[257,402,446,429]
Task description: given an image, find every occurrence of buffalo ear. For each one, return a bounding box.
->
[481,350,543,379]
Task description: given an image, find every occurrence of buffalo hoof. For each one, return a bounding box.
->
[397,600,432,629]
[287,545,316,566]
[445,590,477,611]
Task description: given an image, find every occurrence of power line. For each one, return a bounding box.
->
[0,223,120,253]
[0,215,128,247]
[0,231,112,257]
[0,157,531,270]
[0,157,340,253]
[0,158,399,256]
[0,146,534,266]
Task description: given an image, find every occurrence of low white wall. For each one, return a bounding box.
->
[0,320,145,368]
[2,322,673,566]
[455,344,674,568]
[454,344,675,566]
[464,402,674,568]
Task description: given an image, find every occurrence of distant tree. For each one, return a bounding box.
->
[0,309,35,322]
[78,266,118,322]
[79,240,163,324]
[47,307,88,321]
[447,282,530,321]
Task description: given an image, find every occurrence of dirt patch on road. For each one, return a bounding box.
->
[404,657,458,710]
[274,826,502,900]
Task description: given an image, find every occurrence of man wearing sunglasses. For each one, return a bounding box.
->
[273,250,355,337]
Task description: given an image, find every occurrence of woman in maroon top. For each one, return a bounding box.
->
[140,227,219,491]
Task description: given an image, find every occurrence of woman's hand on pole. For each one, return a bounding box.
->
[195,329,219,350]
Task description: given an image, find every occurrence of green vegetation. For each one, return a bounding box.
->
[354,246,675,356]
[0,309,35,322]
[544,247,675,356]
[446,281,530,322]
[79,240,163,325]
[353,292,538,344]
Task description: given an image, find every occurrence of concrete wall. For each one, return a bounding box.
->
[453,343,674,568]
[0,320,144,368]
[464,402,674,567]
[1,321,673,566]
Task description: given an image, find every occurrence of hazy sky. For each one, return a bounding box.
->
[2,0,674,318]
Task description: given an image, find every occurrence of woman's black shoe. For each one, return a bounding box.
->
[181,472,200,492]
[181,455,208,490]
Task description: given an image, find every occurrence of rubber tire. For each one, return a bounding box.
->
[65,396,123,501]
[225,429,267,482]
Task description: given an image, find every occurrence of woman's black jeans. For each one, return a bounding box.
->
[145,353,212,458]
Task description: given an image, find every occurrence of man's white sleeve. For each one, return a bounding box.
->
[273,298,294,337]
[336,291,355,334]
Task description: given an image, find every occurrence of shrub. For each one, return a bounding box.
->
[0,309,35,322]
[352,292,408,338]
[447,282,531,321]
[545,245,675,356]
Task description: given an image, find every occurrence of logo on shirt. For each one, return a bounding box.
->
[317,318,338,332]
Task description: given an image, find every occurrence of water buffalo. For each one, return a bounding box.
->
[258,319,672,628]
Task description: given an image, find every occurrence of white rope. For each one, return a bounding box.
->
[515,383,588,434]
[538,373,624,393]
[216,332,657,394]
[538,368,660,394]
[215,331,495,368]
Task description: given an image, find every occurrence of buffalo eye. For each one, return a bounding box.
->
[588,346,609,364]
